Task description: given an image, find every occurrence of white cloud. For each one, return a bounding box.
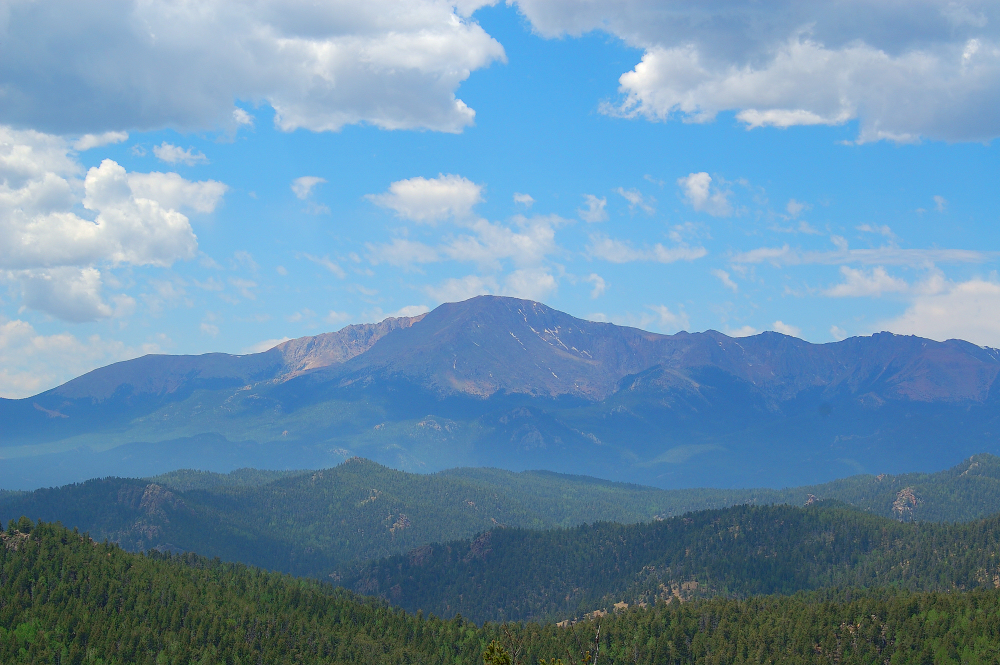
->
[726,325,759,337]
[302,253,346,278]
[325,310,351,325]
[772,320,801,337]
[0,129,204,272]
[229,277,257,300]
[0,0,505,135]
[585,273,606,298]
[425,274,497,302]
[291,176,326,200]
[785,199,809,217]
[16,267,118,323]
[712,268,738,292]
[857,224,894,238]
[72,132,129,151]
[649,304,689,333]
[128,172,227,213]
[934,195,948,212]
[677,172,732,217]
[615,187,655,214]
[232,251,259,273]
[0,317,159,397]
[366,238,439,266]
[825,266,909,297]
[732,243,992,267]
[244,337,291,354]
[514,0,1000,143]
[588,234,707,263]
[232,109,254,128]
[513,192,534,207]
[444,216,561,269]
[879,278,1000,346]
[368,174,483,223]
[0,129,210,319]
[830,325,848,341]
[153,142,208,165]
[503,268,558,301]
[578,194,608,222]
[391,305,431,318]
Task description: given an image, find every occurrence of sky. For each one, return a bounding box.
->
[1,0,999,398]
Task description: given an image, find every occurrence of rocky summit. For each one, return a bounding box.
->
[3,296,1000,489]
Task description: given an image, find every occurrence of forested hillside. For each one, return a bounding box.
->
[342,502,1000,623]
[3,519,1000,664]
[3,455,1000,583]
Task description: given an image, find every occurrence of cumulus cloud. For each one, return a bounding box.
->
[0,127,216,319]
[72,132,128,151]
[128,172,227,213]
[934,195,948,212]
[879,278,1000,347]
[0,0,505,135]
[649,304,689,333]
[785,199,809,217]
[772,320,801,337]
[153,142,208,165]
[588,234,707,263]
[712,268,738,292]
[425,274,497,302]
[0,317,154,398]
[17,267,124,323]
[585,273,606,298]
[503,268,558,301]
[444,216,561,269]
[578,194,608,223]
[291,176,326,200]
[513,0,1000,143]
[513,192,534,207]
[391,305,431,318]
[677,172,732,217]
[366,238,440,267]
[244,337,292,354]
[825,266,909,297]
[615,187,655,214]
[368,174,483,223]
[726,325,760,337]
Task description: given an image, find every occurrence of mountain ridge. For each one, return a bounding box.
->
[4,295,1000,489]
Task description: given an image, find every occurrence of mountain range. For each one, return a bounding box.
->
[4,295,1000,489]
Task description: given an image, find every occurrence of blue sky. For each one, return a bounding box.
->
[1,0,999,397]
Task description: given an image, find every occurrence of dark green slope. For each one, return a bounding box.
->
[4,455,1000,582]
[6,519,1000,664]
[443,452,1000,524]
[341,502,1000,624]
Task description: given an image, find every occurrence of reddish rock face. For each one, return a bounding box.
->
[36,295,1000,406]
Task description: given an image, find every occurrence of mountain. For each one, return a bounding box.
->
[4,295,1000,489]
[4,454,1000,580]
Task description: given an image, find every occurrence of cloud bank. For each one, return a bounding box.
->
[0,0,506,134]
[514,0,1000,142]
